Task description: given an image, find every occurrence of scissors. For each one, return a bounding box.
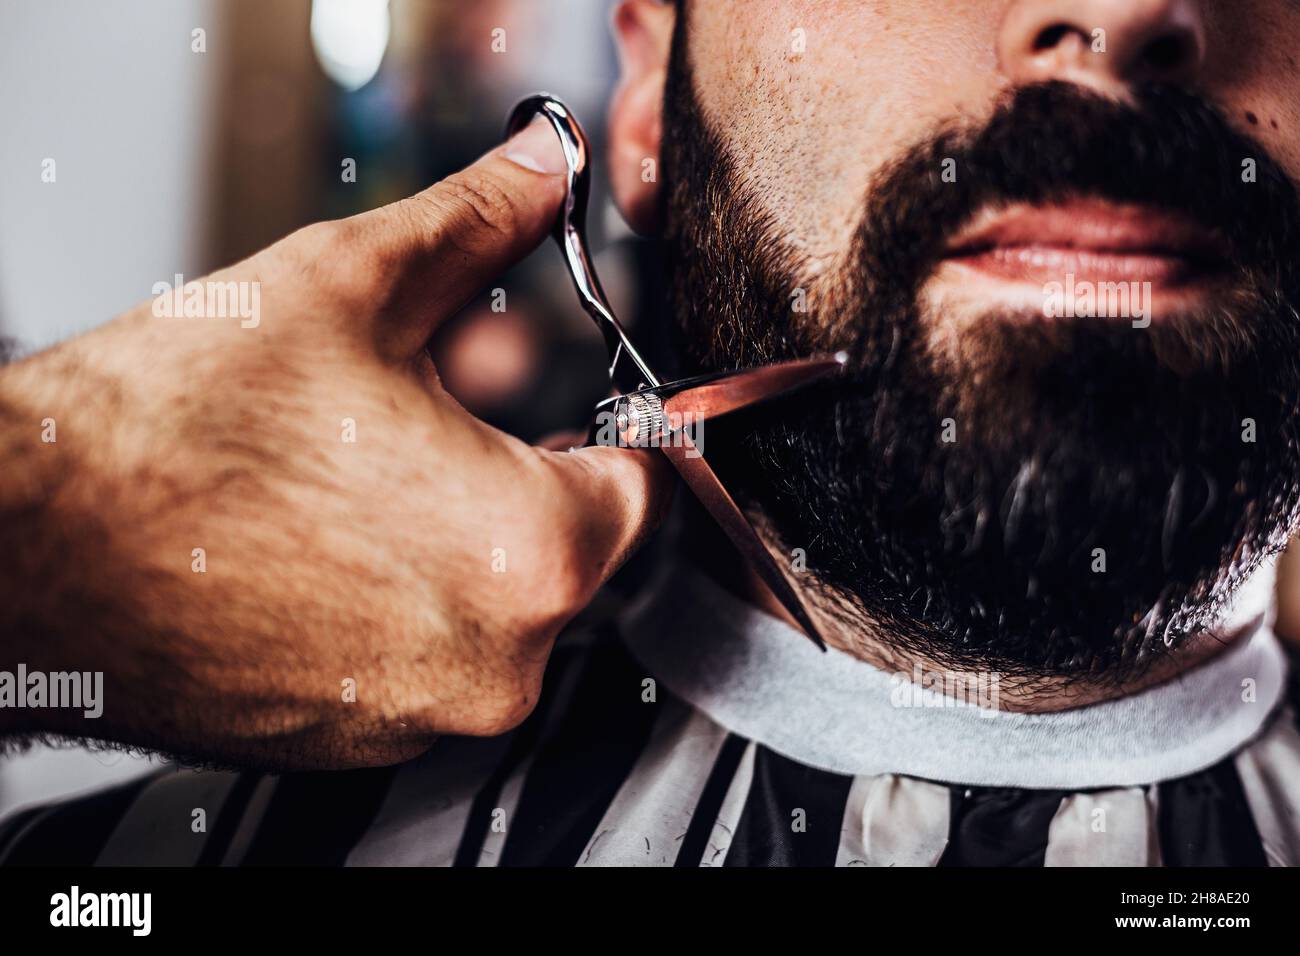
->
[505,94,844,651]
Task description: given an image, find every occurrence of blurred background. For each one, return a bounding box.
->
[0,0,667,816]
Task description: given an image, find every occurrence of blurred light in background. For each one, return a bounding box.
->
[311,0,391,91]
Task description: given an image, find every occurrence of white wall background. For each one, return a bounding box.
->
[0,0,215,349]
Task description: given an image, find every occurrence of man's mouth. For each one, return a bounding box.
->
[938,199,1230,313]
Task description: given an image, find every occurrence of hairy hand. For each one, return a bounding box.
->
[0,121,670,769]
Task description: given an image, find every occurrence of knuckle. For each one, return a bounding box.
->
[282,220,352,279]
[540,552,594,626]
[513,496,594,627]
[334,735,435,770]
[456,671,544,737]
[391,635,548,740]
[511,556,592,642]
[428,173,521,248]
[542,476,611,612]
[278,219,343,279]
[477,694,540,737]
[296,216,393,307]
[290,219,342,255]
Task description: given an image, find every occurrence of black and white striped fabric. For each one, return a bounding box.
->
[2,619,1298,867]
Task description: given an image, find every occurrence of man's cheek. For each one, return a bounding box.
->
[689,1,1006,288]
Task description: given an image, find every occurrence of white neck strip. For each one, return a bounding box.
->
[621,560,1288,789]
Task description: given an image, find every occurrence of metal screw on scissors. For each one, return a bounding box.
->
[505,93,845,651]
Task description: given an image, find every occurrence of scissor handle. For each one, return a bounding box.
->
[505,94,659,393]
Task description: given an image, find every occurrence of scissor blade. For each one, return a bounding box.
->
[660,353,847,426]
[658,437,827,651]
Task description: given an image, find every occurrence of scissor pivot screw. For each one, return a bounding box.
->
[615,392,665,446]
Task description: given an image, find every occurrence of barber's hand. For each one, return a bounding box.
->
[0,120,670,769]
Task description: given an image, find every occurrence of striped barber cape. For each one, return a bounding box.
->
[2,561,1298,868]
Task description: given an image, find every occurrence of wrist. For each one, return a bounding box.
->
[0,345,112,717]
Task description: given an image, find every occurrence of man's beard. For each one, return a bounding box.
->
[660,38,1300,678]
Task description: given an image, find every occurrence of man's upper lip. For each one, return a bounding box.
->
[944,199,1228,263]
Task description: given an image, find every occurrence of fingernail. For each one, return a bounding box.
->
[503,118,568,175]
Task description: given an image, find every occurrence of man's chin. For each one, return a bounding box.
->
[724,299,1300,676]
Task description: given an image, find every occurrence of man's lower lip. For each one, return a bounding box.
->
[944,245,1219,285]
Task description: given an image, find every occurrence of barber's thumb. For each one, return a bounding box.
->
[352,118,569,360]
[548,444,676,587]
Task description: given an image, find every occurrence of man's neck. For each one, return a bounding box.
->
[688,515,1265,714]
[621,551,1287,788]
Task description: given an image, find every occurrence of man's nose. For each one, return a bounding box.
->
[997,0,1206,95]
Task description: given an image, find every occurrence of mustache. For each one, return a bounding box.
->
[853,81,1300,314]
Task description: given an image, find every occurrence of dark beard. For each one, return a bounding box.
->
[660,26,1300,678]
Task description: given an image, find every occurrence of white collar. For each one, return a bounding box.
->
[621,557,1288,788]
